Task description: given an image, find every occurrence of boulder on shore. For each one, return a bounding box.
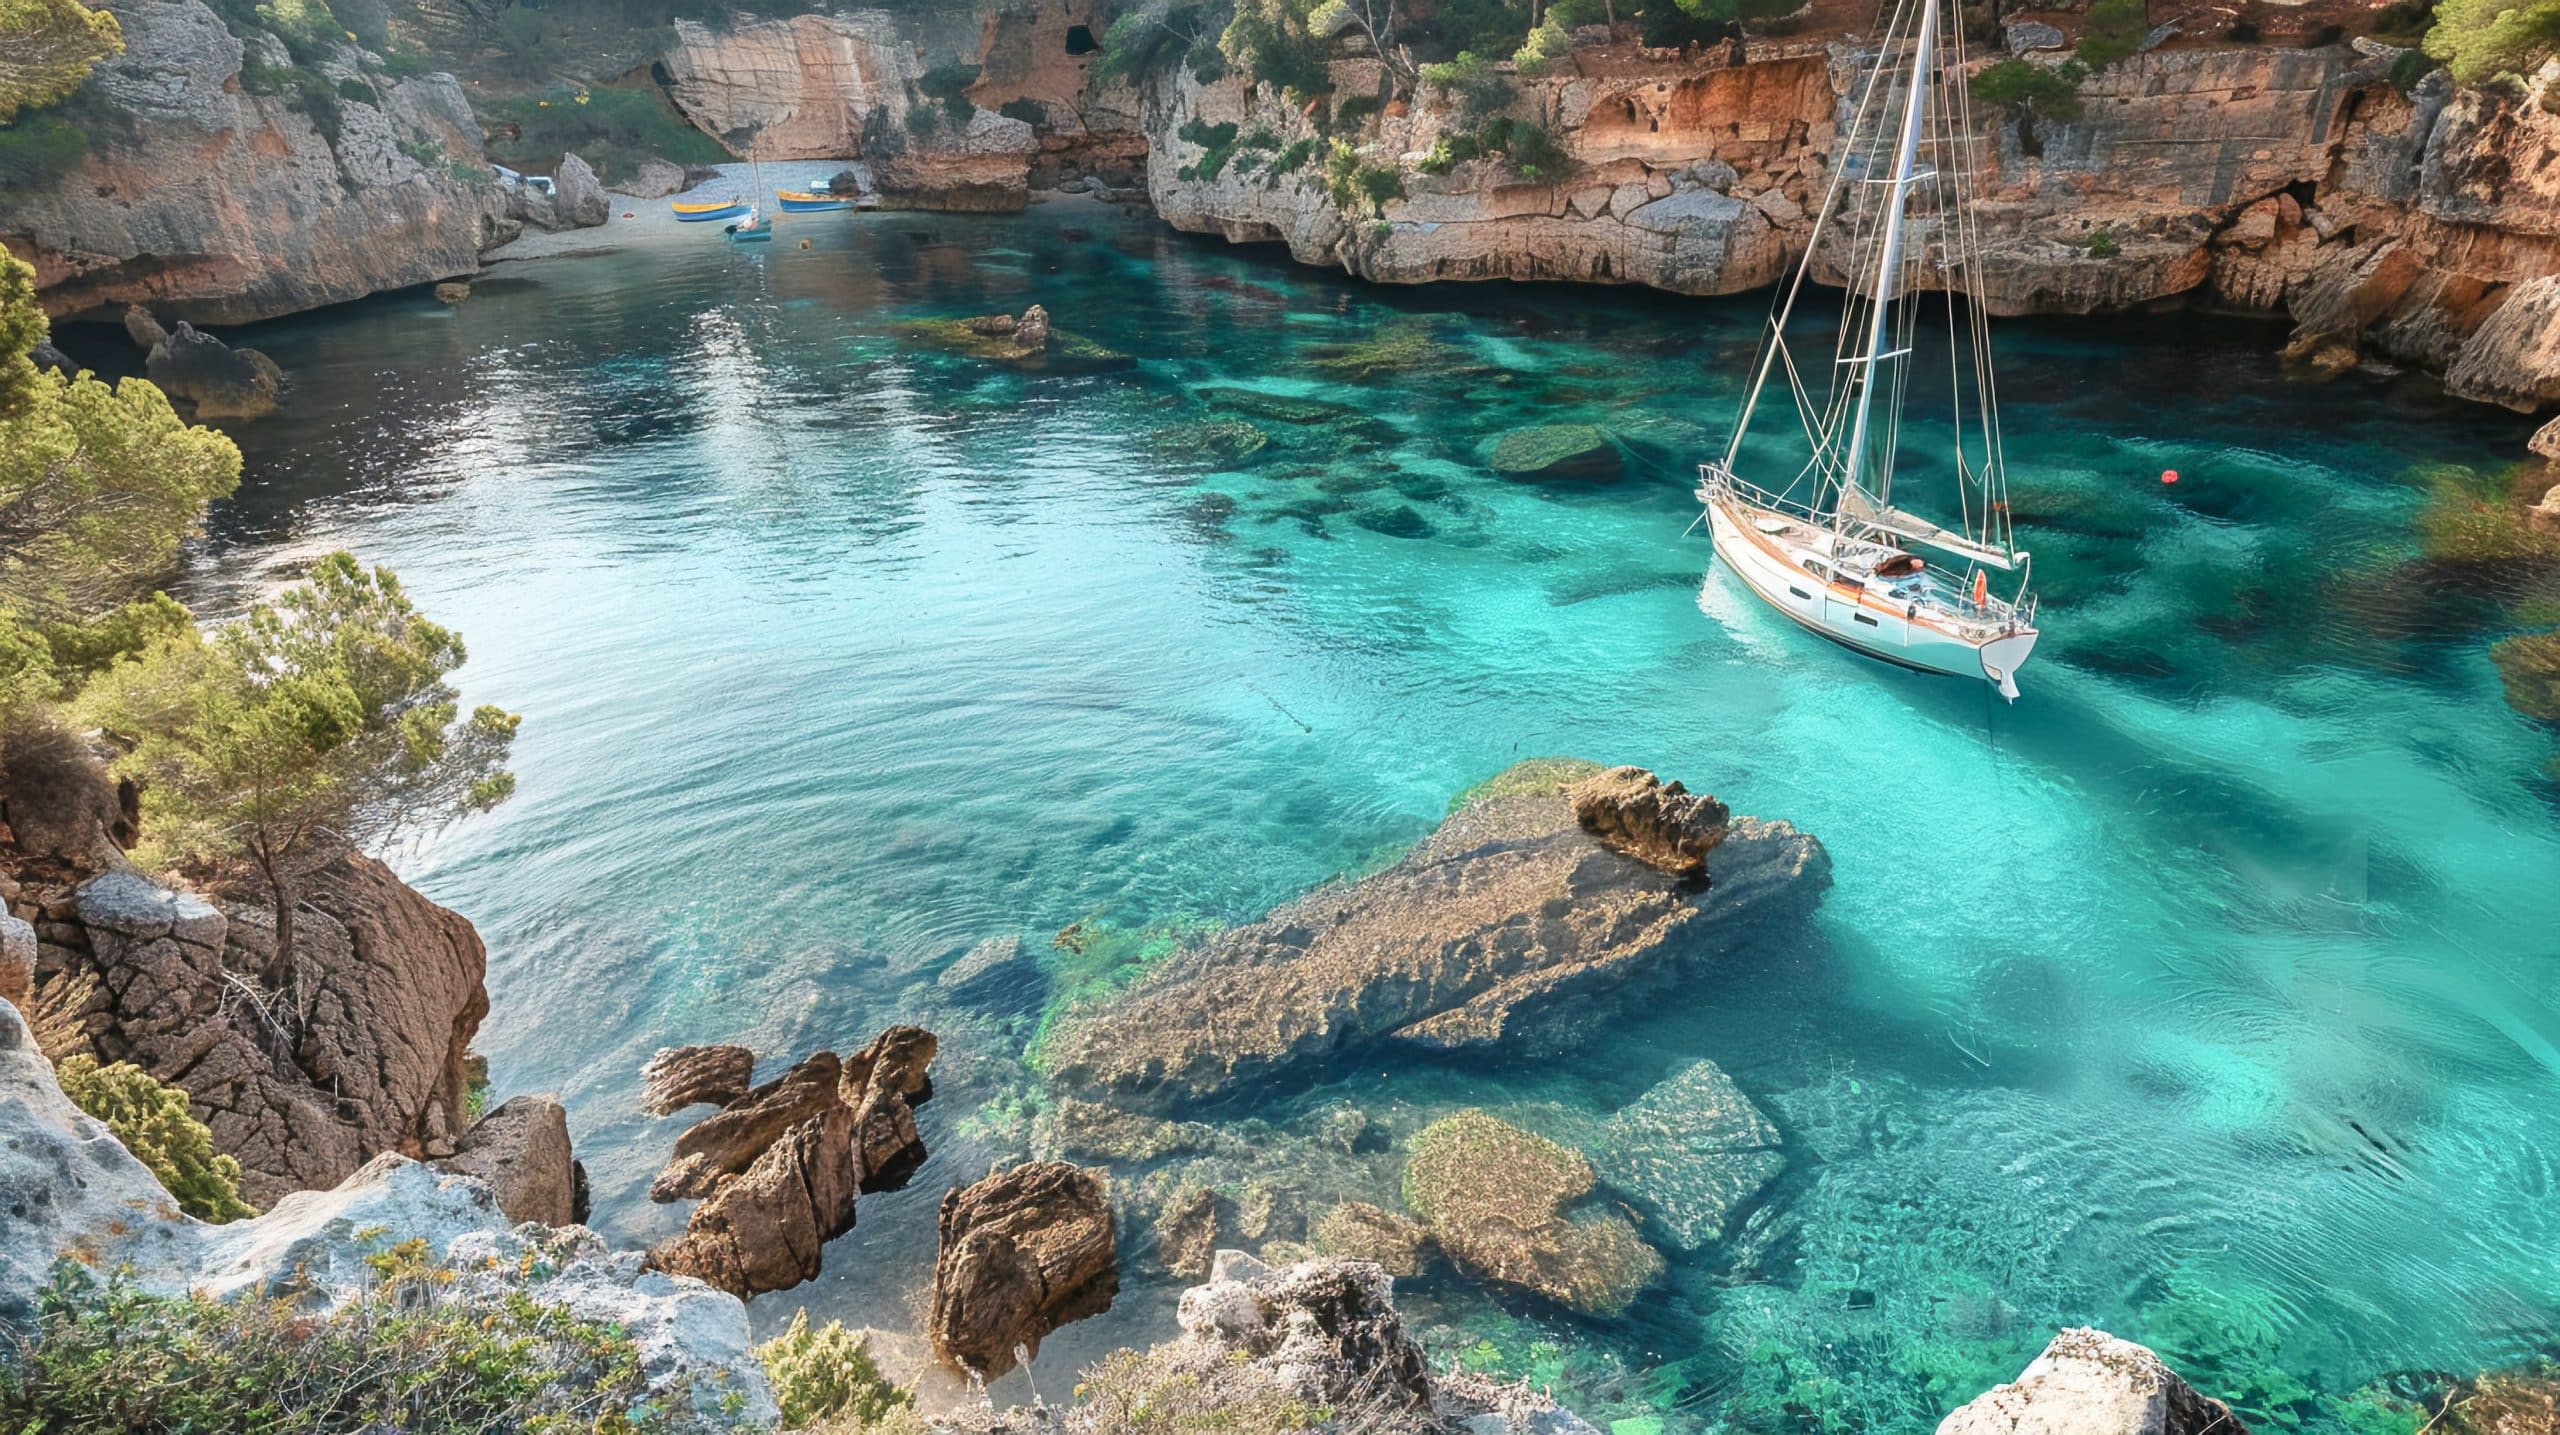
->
[1042,760,1826,1109]
[929,1160,1118,1379]
[616,157,688,199]
[646,1027,935,1297]
[122,303,168,352]
[1400,1108,1661,1316]
[145,322,285,419]
[1938,1328,2251,1435]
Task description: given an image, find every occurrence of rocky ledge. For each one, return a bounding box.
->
[0,995,776,1426]
[1938,1327,2252,1435]
[1041,759,1827,1109]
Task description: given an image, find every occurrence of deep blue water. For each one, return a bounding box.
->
[186,200,2558,1432]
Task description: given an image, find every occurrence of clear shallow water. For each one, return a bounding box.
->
[180,201,2559,1431]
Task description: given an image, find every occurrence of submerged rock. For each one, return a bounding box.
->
[1938,1328,2251,1435]
[647,1027,936,1297]
[1042,761,1827,1109]
[895,308,1132,373]
[1490,425,1622,481]
[937,934,1043,1011]
[1400,1109,1662,1316]
[144,321,285,419]
[1587,1059,1782,1250]
[641,1043,757,1117]
[1570,765,1730,878]
[929,1160,1118,1379]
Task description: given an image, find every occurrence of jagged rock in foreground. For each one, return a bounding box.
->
[1043,760,1827,1109]
[0,997,775,1426]
[1400,1109,1661,1316]
[930,1160,1118,1379]
[437,1093,587,1227]
[27,858,486,1206]
[1939,1328,2250,1435]
[647,1026,936,1297]
[641,1043,757,1116]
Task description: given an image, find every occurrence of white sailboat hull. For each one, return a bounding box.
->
[1706,495,2038,699]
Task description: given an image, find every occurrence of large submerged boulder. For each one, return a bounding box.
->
[1042,760,1827,1109]
[1938,1328,2251,1435]
[929,1160,1118,1379]
[1400,1109,1661,1316]
[1586,1059,1782,1250]
[144,322,286,420]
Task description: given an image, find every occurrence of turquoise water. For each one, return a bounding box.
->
[191,202,2557,1430]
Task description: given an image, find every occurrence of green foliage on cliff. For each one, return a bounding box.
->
[0,111,89,189]
[1968,57,2088,121]
[2423,0,2560,82]
[1419,48,1513,119]
[756,1310,920,1433]
[0,0,123,125]
[0,244,243,719]
[481,84,727,179]
[1418,114,1563,177]
[917,60,981,122]
[55,1056,257,1222]
[81,552,519,985]
[0,1257,694,1432]
[2073,0,2150,67]
[1220,0,1335,97]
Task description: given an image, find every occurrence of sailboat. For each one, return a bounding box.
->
[1696,0,2040,700]
[725,156,775,241]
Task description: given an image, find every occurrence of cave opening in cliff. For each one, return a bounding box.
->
[1065,24,1098,53]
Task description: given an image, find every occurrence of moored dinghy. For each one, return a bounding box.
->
[1695,0,2041,700]
[723,203,773,242]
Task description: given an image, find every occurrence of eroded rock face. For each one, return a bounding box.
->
[1043,760,1826,1109]
[1172,1251,1434,1417]
[3,0,494,323]
[664,10,948,158]
[1569,766,1730,878]
[869,106,1043,212]
[646,1028,935,1297]
[1400,1109,1661,1316]
[929,1160,1118,1378]
[0,997,776,1425]
[1938,1328,2251,1435]
[33,856,485,1207]
[641,1043,756,1116]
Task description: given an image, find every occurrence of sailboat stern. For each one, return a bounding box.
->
[1979,629,2037,702]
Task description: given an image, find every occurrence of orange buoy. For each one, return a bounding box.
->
[2161,469,2180,484]
[1970,570,1989,607]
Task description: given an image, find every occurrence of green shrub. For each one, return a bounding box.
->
[56,1056,256,1223]
[756,1310,916,1430]
[1356,162,1404,208]
[1179,117,1242,178]
[2422,0,2560,82]
[0,114,92,190]
[998,97,1045,125]
[0,1257,691,1432]
[1419,48,1512,120]
[918,61,980,100]
[1218,0,1332,98]
[480,84,728,179]
[2084,225,2120,258]
[1513,15,1572,75]
[1420,117,1562,177]
[1331,91,1382,128]
[1968,56,2087,120]
[2075,0,2150,68]
[254,0,342,62]
[1273,135,1318,172]
[336,75,373,102]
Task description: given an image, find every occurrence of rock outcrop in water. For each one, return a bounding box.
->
[1042,760,1827,1109]
[142,321,286,420]
[1401,1108,1661,1315]
[642,1043,758,1116]
[1939,1327,2251,1435]
[930,1159,1118,1379]
[647,1027,937,1297]
[0,995,777,1424]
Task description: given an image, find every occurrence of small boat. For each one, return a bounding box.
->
[672,197,749,223]
[1695,0,2041,701]
[776,189,853,213]
[724,204,773,242]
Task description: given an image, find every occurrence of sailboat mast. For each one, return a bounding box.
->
[1838,0,1937,510]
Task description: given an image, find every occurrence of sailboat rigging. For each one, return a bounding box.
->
[1696,0,2040,700]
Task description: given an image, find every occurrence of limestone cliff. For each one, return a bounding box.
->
[1141,40,2560,422]
[0,0,511,323]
